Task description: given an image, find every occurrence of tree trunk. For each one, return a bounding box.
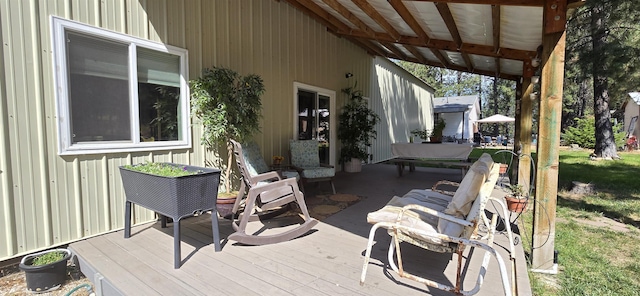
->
[591,3,619,159]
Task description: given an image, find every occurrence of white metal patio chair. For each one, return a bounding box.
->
[360,153,516,296]
[228,140,318,245]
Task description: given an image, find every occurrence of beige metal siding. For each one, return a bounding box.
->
[369,57,435,163]
[0,0,372,261]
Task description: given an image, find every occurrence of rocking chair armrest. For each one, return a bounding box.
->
[252,171,281,183]
[249,177,299,194]
[431,180,460,196]
[289,165,304,173]
[397,204,473,228]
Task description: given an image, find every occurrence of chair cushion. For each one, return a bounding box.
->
[437,153,493,237]
[300,167,334,179]
[290,140,320,167]
[243,142,270,176]
[366,190,456,246]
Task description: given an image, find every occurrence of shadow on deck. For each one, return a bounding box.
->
[70,163,532,296]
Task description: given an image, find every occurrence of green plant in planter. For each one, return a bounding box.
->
[32,251,65,266]
[338,83,380,164]
[123,162,203,177]
[505,183,526,199]
[411,129,430,141]
[190,67,265,193]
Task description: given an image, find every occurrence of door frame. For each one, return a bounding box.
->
[293,82,336,166]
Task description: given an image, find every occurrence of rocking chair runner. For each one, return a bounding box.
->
[228,140,318,245]
[360,153,516,296]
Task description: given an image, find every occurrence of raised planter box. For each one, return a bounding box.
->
[119,163,221,268]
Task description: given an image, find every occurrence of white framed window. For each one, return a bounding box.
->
[51,16,190,155]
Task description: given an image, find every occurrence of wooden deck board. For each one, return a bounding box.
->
[70,163,532,296]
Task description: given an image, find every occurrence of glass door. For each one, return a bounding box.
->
[295,83,334,166]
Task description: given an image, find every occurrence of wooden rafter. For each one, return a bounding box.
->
[380,41,408,60]
[339,30,536,61]
[321,0,376,37]
[280,0,580,80]
[409,0,544,6]
[282,0,350,33]
[492,4,500,53]
[404,44,428,64]
[434,2,473,71]
[351,0,401,41]
[388,0,430,44]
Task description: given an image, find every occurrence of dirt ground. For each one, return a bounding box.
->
[0,261,93,296]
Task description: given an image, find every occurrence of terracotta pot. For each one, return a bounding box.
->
[505,196,527,213]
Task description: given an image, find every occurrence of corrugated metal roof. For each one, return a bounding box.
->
[628,92,640,105]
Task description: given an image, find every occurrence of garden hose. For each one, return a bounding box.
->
[64,283,94,296]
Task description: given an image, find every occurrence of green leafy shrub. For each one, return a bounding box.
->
[562,116,625,149]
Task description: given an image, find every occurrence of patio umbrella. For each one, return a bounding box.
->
[475,114,515,146]
[474,114,515,123]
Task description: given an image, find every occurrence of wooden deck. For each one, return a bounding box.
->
[70,163,532,296]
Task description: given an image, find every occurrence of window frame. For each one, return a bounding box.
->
[51,16,191,155]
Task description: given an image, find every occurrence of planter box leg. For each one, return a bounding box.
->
[124,201,132,238]
[211,209,221,252]
[174,220,181,269]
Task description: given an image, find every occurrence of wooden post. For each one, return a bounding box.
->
[531,30,566,272]
[518,78,534,193]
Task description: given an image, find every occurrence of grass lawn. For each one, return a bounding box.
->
[473,148,640,295]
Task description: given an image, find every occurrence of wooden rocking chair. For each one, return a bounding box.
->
[228,140,318,245]
[360,153,516,296]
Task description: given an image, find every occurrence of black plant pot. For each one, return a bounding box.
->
[19,249,71,293]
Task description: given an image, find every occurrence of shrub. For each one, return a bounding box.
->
[562,116,626,149]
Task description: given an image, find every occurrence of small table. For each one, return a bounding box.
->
[270,164,300,180]
[391,143,474,177]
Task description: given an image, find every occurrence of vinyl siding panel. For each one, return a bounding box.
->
[0,0,372,260]
[370,57,435,163]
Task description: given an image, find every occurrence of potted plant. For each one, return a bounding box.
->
[410,129,430,143]
[19,248,71,292]
[429,118,446,143]
[504,183,528,213]
[119,162,222,268]
[190,66,265,194]
[338,83,380,172]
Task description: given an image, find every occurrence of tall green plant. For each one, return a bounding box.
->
[338,83,380,164]
[190,66,264,193]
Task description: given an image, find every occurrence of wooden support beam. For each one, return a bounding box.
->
[531,30,566,273]
[434,2,463,48]
[321,0,376,37]
[410,0,544,6]
[352,0,401,41]
[388,0,431,44]
[380,41,408,60]
[492,4,501,53]
[515,77,534,193]
[283,0,349,32]
[335,30,536,61]
[404,45,428,64]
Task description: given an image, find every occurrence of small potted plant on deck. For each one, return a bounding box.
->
[19,248,72,292]
[504,183,528,213]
